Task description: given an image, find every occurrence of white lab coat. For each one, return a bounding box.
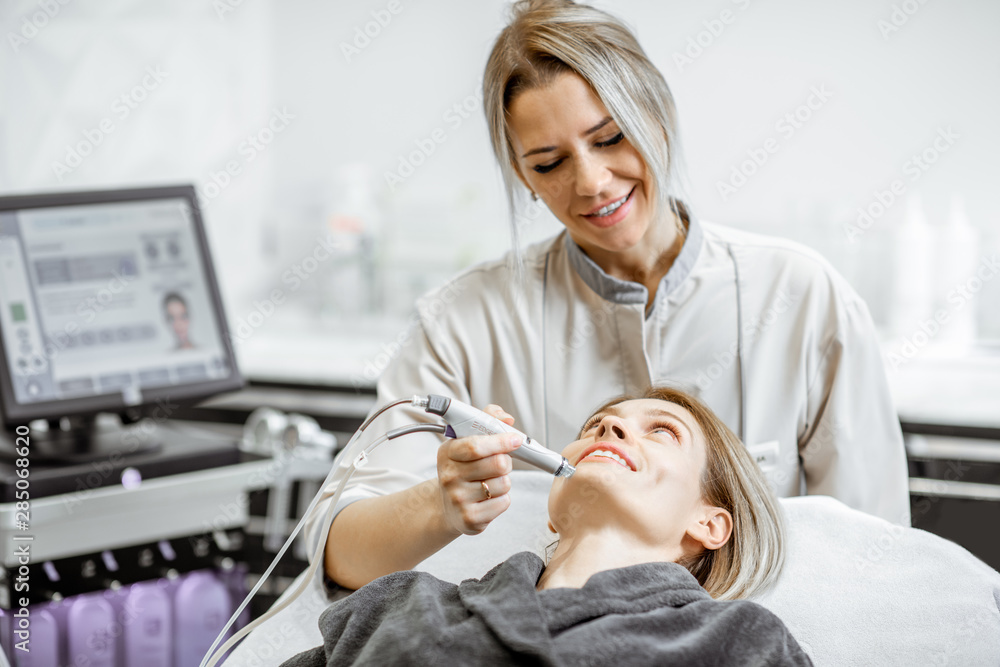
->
[306,206,910,557]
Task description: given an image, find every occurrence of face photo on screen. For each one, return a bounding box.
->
[163,291,195,350]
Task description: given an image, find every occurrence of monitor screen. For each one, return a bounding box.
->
[0,185,243,424]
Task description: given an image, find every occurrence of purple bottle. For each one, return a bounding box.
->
[12,607,59,667]
[124,580,172,667]
[174,571,232,667]
[66,593,117,667]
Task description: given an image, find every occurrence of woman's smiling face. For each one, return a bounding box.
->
[548,398,710,546]
[507,72,659,259]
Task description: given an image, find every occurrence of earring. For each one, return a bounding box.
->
[531,191,539,202]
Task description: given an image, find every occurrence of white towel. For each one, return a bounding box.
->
[753,495,1000,666]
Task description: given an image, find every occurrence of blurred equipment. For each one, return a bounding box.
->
[0,533,249,666]
[934,195,979,344]
[888,194,934,337]
[0,184,264,666]
[320,163,383,319]
[241,408,337,459]
[242,407,337,554]
[0,184,244,460]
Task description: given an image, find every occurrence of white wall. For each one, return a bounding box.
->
[0,0,275,317]
[3,0,999,357]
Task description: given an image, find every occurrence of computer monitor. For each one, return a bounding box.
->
[0,185,244,459]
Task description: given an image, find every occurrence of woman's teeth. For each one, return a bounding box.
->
[585,449,630,469]
[591,193,628,217]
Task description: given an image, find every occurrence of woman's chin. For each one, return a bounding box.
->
[575,460,633,481]
[579,221,650,259]
[550,464,626,512]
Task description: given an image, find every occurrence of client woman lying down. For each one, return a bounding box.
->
[282,387,813,666]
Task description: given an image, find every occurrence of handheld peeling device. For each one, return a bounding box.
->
[418,394,575,478]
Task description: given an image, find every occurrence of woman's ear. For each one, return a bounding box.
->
[687,506,732,551]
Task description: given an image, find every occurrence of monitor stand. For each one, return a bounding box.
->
[1,412,162,464]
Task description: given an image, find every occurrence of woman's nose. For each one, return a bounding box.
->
[596,417,627,441]
[573,154,610,197]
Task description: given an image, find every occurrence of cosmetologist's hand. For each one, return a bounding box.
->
[436,404,519,536]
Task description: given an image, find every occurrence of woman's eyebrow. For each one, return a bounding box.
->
[521,145,556,158]
[646,407,694,439]
[580,406,615,433]
[519,116,615,158]
[583,116,613,135]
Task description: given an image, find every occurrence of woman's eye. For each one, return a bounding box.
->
[651,423,681,440]
[595,132,624,148]
[533,159,562,174]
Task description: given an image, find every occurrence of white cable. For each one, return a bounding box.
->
[199,427,380,667]
[200,395,440,667]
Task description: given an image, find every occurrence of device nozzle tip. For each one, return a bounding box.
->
[555,461,576,478]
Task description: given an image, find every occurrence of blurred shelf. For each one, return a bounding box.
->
[887,349,1000,437]
[233,313,407,390]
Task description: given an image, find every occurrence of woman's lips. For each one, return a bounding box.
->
[577,442,636,471]
[582,187,635,229]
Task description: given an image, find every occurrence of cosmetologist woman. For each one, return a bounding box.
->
[309,0,909,590]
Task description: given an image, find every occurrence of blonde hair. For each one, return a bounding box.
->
[483,0,689,280]
[582,386,786,601]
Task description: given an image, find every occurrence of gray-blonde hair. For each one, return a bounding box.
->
[483,0,689,280]
[581,386,786,601]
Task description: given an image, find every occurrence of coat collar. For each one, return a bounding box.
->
[563,200,704,312]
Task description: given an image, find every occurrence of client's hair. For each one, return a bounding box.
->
[583,386,785,601]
